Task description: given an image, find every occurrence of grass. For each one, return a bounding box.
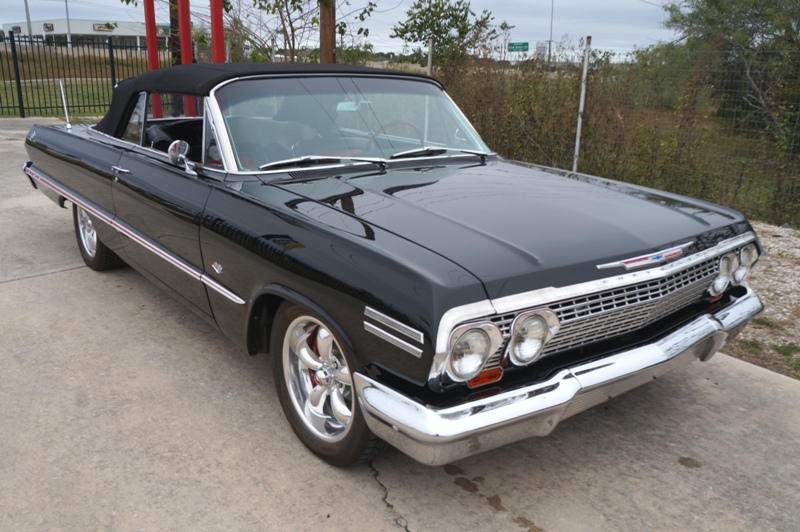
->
[751,316,778,328]
[773,343,800,369]
[743,339,764,355]
[1,79,112,117]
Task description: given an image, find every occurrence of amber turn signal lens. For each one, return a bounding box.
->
[467,367,503,388]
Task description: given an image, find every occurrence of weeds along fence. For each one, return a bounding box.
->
[1,31,798,226]
[444,47,800,227]
[0,33,172,117]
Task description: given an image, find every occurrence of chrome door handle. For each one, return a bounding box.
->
[112,166,130,174]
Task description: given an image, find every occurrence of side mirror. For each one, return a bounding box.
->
[167,139,191,166]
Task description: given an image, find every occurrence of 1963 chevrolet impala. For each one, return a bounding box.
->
[23,63,763,466]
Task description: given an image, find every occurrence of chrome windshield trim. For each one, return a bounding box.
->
[204,95,235,172]
[24,165,245,306]
[364,307,424,344]
[432,231,758,357]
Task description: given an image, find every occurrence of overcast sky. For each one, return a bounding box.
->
[2,0,678,52]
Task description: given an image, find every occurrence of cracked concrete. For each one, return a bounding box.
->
[370,462,409,530]
[2,117,800,531]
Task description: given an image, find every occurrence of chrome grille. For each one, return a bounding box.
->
[487,253,725,368]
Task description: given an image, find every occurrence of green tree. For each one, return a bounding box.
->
[390,0,495,68]
[664,0,800,157]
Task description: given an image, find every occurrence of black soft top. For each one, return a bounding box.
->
[94,62,436,137]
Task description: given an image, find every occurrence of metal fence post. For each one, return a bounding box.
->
[8,31,26,118]
[572,36,592,173]
[108,36,117,87]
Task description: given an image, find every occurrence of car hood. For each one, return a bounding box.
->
[275,159,746,299]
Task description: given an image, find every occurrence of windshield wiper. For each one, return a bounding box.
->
[259,156,342,171]
[389,147,493,161]
[259,155,387,171]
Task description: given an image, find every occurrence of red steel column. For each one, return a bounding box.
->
[209,0,225,63]
[178,0,196,115]
[143,0,162,117]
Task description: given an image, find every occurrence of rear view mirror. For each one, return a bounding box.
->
[336,100,373,112]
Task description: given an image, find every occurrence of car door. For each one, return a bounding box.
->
[112,147,214,317]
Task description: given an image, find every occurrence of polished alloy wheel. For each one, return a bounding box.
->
[77,207,97,258]
[283,316,353,442]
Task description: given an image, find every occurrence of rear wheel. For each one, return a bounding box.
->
[271,302,386,466]
[73,204,124,271]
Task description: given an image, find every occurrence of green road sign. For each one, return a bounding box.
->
[508,42,529,52]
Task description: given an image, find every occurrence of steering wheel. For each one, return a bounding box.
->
[365,120,424,150]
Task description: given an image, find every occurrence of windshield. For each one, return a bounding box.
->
[213,76,490,171]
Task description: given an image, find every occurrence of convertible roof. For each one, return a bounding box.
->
[94,62,437,137]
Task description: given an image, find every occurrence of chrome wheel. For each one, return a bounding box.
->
[282,316,353,443]
[76,207,97,258]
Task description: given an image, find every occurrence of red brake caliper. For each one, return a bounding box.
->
[308,326,322,387]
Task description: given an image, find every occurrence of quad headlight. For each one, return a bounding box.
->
[446,323,503,382]
[733,243,759,285]
[507,309,560,366]
[709,252,739,296]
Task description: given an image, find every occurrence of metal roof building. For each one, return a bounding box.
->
[1,19,168,47]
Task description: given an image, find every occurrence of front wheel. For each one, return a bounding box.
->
[271,302,386,466]
[73,204,124,271]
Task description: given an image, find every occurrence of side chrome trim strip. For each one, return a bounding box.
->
[433,231,758,356]
[364,322,423,358]
[24,165,245,306]
[364,307,424,344]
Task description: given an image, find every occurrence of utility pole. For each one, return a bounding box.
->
[547,0,553,68]
[23,0,33,39]
[319,0,335,63]
[65,0,73,48]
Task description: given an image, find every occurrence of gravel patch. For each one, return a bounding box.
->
[726,221,800,379]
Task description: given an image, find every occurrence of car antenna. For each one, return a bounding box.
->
[58,79,72,130]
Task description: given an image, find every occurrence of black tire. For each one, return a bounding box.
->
[271,302,386,466]
[72,204,125,271]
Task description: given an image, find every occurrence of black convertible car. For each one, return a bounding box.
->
[23,63,763,466]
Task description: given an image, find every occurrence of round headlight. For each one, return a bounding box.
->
[448,329,492,381]
[709,252,738,296]
[733,243,758,284]
[510,315,548,365]
[507,309,560,366]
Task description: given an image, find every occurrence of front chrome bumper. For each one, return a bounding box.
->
[354,287,763,465]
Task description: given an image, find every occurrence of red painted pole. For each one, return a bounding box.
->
[209,0,225,63]
[178,0,196,116]
[143,0,162,117]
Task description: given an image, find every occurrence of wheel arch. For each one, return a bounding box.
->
[246,284,357,358]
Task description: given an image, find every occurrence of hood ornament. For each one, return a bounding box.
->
[597,241,694,270]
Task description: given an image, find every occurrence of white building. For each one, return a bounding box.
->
[2,19,168,47]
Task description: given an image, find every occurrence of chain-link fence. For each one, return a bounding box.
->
[2,33,798,225]
[444,47,800,227]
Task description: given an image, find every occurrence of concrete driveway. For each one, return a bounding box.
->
[1,117,798,531]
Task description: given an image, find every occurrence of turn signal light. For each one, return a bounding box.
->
[468,367,503,388]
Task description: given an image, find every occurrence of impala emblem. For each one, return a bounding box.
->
[597,241,694,270]
[211,262,224,274]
